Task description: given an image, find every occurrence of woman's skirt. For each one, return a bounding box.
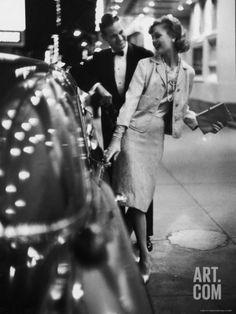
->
[112,116,165,212]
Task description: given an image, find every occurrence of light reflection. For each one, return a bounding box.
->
[45,141,53,147]
[111,10,117,16]
[5,208,16,215]
[10,148,21,157]
[42,88,51,97]
[27,259,37,268]
[57,236,66,244]
[26,247,44,268]
[86,124,92,134]
[15,66,37,79]
[78,138,85,147]
[95,41,102,46]
[81,41,88,47]
[14,131,25,141]
[1,119,12,130]
[21,122,31,131]
[9,266,16,279]
[0,222,3,237]
[15,199,26,207]
[25,79,35,89]
[29,136,39,144]
[143,7,150,13]
[35,90,42,97]
[28,118,39,126]
[47,98,56,106]
[5,184,17,193]
[0,168,5,177]
[7,109,16,119]
[72,282,84,300]
[148,1,155,7]
[35,134,45,142]
[23,146,35,154]
[57,263,69,275]
[49,282,63,301]
[30,96,40,106]
[110,4,120,10]
[177,4,184,11]
[73,29,81,37]
[94,47,102,52]
[48,128,56,134]
[10,242,17,249]
[27,246,43,260]
[18,170,30,180]
[91,139,98,150]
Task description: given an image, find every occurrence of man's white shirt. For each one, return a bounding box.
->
[113,42,128,96]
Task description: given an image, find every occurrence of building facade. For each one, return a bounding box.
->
[188,0,236,115]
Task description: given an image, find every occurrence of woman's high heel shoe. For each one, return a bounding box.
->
[139,259,151,284]
[141,272,150,284]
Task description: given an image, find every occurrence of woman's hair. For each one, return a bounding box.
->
[148,15,190,53]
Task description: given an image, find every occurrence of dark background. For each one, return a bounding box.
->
[0,0,97,65]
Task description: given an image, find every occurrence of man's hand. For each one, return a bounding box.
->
[95,83,112,108]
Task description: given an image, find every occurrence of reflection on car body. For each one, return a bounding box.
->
[0,53,154,314]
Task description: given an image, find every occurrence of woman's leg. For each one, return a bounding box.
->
[130,207,151,280]
[120,206,133,236]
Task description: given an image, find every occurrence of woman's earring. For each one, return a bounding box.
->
[172,38,175,43]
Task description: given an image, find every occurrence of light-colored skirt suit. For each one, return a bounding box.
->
[112,57,198,213]
[113,116,164,212]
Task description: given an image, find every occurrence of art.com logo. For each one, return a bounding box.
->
[193,266,221,300]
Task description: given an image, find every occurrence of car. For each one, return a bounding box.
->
[0,53,154,314]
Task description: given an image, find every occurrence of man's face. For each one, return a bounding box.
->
[102,20,127,52]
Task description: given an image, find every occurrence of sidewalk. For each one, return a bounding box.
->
[93,117,236,313]
[147,126,236,313]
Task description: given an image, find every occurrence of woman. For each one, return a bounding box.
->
[104,15,222,283]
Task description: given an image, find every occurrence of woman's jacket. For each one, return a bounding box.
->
[117,56,198,138]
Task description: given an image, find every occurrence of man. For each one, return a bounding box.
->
[70,13,153,251]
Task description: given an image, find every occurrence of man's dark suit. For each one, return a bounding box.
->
[71,43,153,149]
[71,43,154,238]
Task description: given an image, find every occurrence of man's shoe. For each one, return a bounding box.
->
[146,236,153,252]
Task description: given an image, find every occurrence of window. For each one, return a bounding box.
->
[193,46,203,76]
[207,35,217,81]
[212,0,217,30]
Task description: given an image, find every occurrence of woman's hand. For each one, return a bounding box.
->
[103,125,126,162]
[104,137,121,162]
[211,121,224,133]
[194,121,225,134]
[209,121,224,133]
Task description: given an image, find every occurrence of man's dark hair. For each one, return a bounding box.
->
[99,13,119,34]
